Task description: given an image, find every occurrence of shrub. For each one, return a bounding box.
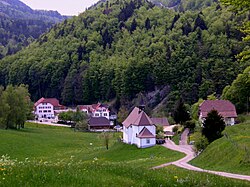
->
[184,120,196,131]
[194,135,209,155]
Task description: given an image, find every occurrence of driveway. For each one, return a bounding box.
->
[153,129,250,182]
[27,120,71,128]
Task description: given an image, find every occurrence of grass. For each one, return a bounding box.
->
[190,122,250,175]
[172,133,180,145]
[0,122,250,186]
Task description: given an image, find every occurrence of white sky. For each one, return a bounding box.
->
[20,0,100,16]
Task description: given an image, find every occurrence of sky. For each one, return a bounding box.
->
[20,0,99,16]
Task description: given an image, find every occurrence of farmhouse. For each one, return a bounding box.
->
[151,117,170,130]
[199,100,237,126]
[78,103,110,119]
[88,117,112,130]
[34,97,65,119]
[123,107,156,148]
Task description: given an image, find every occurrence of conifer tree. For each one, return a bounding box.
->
[202,110,225,143]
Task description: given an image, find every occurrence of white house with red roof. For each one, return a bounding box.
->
[123,107,156,148]
[199,100,237,126]
[34,97,65,119]
[78,103,110,120]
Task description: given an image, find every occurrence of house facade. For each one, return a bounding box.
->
[123,107,156,148]
[199,100,238,126]
[34,97,65,119]
[78,103,110,119]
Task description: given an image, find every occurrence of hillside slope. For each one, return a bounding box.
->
[0,0,248,109]
[190,122,250,175]
[0,0,67,58]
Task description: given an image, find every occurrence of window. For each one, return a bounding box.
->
[39,110,42,113]
[95,113,100,117]
[48,110,51,112]
[146,139,150,144]
[44,110,47,113]
[104,113,107,116]
[103,109,106,112]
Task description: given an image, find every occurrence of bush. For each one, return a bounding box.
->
[156,132,165,139]
[74,121,88,131]
[194,135,209,155]
[237,115,246,123]
[172,125,179,133]
[184,120,196,130]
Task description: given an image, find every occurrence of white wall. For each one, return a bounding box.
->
[123,126,128,143]
[123,125,156,148]
[139,138,156,148]
[35,103,54,119]
[91,107,110,119]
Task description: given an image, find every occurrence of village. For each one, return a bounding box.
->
[33,97,238,148]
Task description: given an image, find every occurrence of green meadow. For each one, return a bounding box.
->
[191,122,250,175]
[0,123,250,186]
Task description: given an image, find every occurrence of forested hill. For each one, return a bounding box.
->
[0,0,249,111]
[0,0,67,59]
[150,0,218,10]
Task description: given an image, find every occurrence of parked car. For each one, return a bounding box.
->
[156,139,166,144]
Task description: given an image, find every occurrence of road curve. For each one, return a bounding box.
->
[153,139,250,182]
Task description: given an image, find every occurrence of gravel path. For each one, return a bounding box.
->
[153,131,250,182]
[28,120,71,128]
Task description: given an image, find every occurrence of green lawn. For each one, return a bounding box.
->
[0,123,249,186]
[190,122,250,175]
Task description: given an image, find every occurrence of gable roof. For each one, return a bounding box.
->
[199,100,237,118]
[77,103,109,113]
[151,118,170,126]
[88,117,110,127]
[35,97,63,107]
[122,107,154,128]
[137,127,155,138]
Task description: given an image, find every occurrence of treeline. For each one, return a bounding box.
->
[0,85,32,129]
[0,0,249,113]
[0,0,67,59]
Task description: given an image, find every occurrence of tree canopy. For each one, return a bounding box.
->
[0,84,32,129]
[202,110,226,143]
[0,0,248,113]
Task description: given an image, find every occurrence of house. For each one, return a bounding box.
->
[88,117,112,130]
[151,117,175,139]
[78,103,110,119]
[123,107,156,148]
[199,100,237,126]
[34,97,65,119]
[151,117,170,131]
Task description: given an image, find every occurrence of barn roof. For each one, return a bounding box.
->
[199,100,237,118]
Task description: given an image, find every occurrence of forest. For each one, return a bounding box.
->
[0,0,249,114]
[0,0,67,59]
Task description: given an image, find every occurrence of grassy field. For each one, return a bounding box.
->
[0,123,250,186]
[190,122,250,175]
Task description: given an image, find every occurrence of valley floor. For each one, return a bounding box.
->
[0,123,249,186]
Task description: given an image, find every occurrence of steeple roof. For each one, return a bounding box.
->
[122,107,154,128]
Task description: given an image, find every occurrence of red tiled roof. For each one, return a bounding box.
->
[137,127,155,138]
[122,107,154,128]
[78,103,109,113]
[199,100,237,118]
[34,97,63,107]
[88,117,110,127]
[151,118,170,126]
